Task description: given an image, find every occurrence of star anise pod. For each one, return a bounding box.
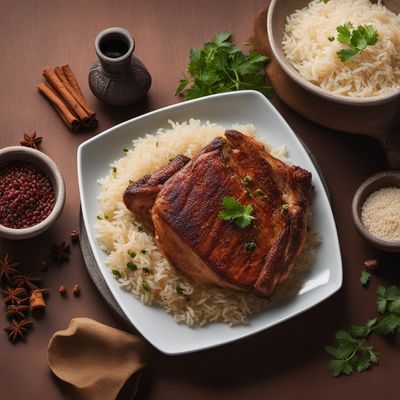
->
[0,254,19,285]
[6,305,31,320]
[4,319,33,342]
[2,287,27,305]
[52,241,70,264]
[12,273,41,291]
[20,131,42,150]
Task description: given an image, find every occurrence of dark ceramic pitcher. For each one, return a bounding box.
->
[89,27,151,106]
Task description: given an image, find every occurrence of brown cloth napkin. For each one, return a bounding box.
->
[48,318,151,400]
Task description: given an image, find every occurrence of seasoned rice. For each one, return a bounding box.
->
[95,119,320,326]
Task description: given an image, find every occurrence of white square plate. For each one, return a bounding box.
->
[77,90,342,355]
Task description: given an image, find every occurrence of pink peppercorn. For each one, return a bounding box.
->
[0,161,55,229]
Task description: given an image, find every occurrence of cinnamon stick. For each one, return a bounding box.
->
[61,64,96,119]
[55,65,96,120]
[42,67,89,123]
[37,83,80,131]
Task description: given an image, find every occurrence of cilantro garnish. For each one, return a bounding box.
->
[326,285,400,377]
[360,269,372,287]
[176,32,272,100]
[335,22,378,62]
[112,269,121,278]
[127,262,137,271]
[244,241,256,251]
[142,281,151,292]
[176,284,184,295]
[219,196,255,228]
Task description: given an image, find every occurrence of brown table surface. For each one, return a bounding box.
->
[1,0,400,399]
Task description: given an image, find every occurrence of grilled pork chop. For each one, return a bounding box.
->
[123,154,190,231]
[124,130,313,298]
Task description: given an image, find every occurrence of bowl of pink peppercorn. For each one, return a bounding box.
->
[0,146,65,240]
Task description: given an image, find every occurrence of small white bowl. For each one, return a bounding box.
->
[0,146,65,240]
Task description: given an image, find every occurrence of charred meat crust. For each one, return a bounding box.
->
[152,130,314,298]
[123,154,190,230]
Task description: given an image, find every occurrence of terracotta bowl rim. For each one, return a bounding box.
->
[0,146,66,240]
[267,0,400,106]
[352,170,400,252]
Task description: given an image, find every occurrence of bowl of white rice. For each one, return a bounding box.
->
[267,0,400,136]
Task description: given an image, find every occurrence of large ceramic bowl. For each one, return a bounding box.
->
[0,146,65,240]
[266,0,400,138]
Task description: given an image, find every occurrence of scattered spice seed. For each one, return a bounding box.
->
[328,36,335,42]
[97,215,102,220]
[137,226,143,232]
[128,250,137,258]
[112,167,117,173]
[59,286,67,297]
[4,318,33,342]
[127,262,137,271]
[112,269,121,278]
[143,267,151,274]
[52,242,70,264]
[255,189,264,197]
[123,148,129,153]
[142,281,151,292]
[140,249,147,254]
[72,284,80,297]
[364,259,380,271]
[281,204,289,212]
[0,254,20,285]
[70,230,80,243]
[20,131,42,150]
[244,241,256,251]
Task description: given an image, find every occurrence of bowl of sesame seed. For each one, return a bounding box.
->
[352,171,400,252]
[0,146,65,240]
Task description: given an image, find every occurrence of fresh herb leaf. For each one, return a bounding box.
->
[243,176,252,185]
[142,281,151,292]
[360,269,372,287]
[128,250,137,258]
[127,262,137,271]
[219,196,255,228]
[176,284,184,295]
[176,32,272,100]
[335,23,378,62]
[143,267,151,274]
[337,22,353,45]
[327,284,400,377]
[326,326,379,377]
[374,313,400,336]
[112,269,121,278]
[140,249,147,254]
[244,241,256,251]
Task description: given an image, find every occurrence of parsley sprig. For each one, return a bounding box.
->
[335,22,378,62]
[219,196,255,229]
[326,285,400,376]
[176,32,272,100]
